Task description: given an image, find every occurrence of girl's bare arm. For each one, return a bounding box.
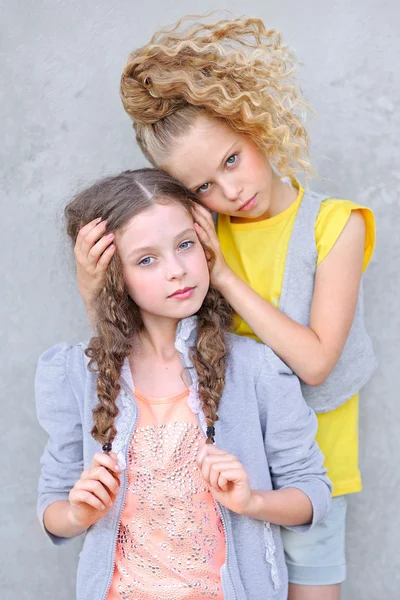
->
[194,205,366,386]
[75,208,366,386]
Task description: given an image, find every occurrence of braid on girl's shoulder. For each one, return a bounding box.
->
[86,255,141,448]
[191,287,233,442]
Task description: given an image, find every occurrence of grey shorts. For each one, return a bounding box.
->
[281,496,347,586]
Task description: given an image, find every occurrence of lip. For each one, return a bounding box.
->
[238,194,257,212]
[168,286,196,300]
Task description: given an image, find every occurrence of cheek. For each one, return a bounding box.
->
[196,193,222,213]
[123,269,157,305]
[193,249,210,285]
[248,149,271,178]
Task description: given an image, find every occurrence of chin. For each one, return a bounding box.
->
[170,298,205,321]
[183,300,205,318]
[179,290,208,319]
[244,207,268,220]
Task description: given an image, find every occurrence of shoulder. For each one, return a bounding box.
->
[35,342,90,413]
[226,335,307,429]
[316,197,374,226]
[37,341,89,377]
[226,332,263,361]
[314,196,375,270]
[226,333,293,379]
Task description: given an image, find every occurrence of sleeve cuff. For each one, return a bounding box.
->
[282,481,332,533]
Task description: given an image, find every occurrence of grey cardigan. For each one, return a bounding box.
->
[36,316,332,600]
[279,189,377,412]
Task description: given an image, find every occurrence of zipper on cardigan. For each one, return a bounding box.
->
[100,332,237,599]
[175,334,237,600]
[101,388,139,600]
[192,409,237,600]
[209,427,237,600]
[179,343,237,600]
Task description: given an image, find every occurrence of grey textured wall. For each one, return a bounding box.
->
[1,1,399,598]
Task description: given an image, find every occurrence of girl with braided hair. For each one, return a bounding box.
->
[36,168,331,600]
[76,14,376,600]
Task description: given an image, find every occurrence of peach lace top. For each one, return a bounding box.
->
[107,388,226,600]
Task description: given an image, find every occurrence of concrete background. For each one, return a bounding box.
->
[1,0,399,598]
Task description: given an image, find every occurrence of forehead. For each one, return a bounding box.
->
[117,201,193,251]
[163,115,240,188]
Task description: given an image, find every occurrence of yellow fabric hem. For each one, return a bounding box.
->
[332,478,362,497]
[315,203,375,272]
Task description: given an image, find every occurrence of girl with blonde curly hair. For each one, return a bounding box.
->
[75,14,376,600]
[36,168,331,600]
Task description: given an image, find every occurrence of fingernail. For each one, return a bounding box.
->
[116,487,121,494]
[100,504,106,510]
[107,233,114,238]
[95,217,102,224]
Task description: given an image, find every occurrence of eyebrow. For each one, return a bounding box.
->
[127,227,196,259]
[219,142,237,169]
[190,142,237,191]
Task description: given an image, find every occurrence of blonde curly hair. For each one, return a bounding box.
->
[120,14,313,176]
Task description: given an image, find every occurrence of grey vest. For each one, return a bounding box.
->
[279,190,377,413]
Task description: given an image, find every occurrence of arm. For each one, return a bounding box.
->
[256,346,332,529]
[44,501,87,539]
[74,218,115,327]
[44,452,121,539]
[244,488,312,525]
[196,347,332,528]
[35,344,118,543]
[196,444,313,526]
[193,205,366,385]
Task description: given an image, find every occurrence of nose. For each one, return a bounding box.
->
[166,254,186,281]
[220,175,243,201]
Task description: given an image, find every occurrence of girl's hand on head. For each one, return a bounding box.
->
[67,451,121,530]
[192,204,233,289]
[74,218,115,313]
[196,443,252,515]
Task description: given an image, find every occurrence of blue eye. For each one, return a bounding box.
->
[179,240,194,250]
[197,183,211,194]
[138,256,155,266]
[226,154,238,166]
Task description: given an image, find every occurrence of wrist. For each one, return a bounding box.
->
[81,294,96,313]
[79,293,98,328]
[241,490,271,520]
[67,505,87,536]
[214,265,236,292]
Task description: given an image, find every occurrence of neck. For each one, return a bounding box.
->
[136,311,179,360]
[267,172,298,217]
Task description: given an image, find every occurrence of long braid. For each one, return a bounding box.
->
[86,253,142,449]
[65,168,233,451]
[191,286,233,443]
